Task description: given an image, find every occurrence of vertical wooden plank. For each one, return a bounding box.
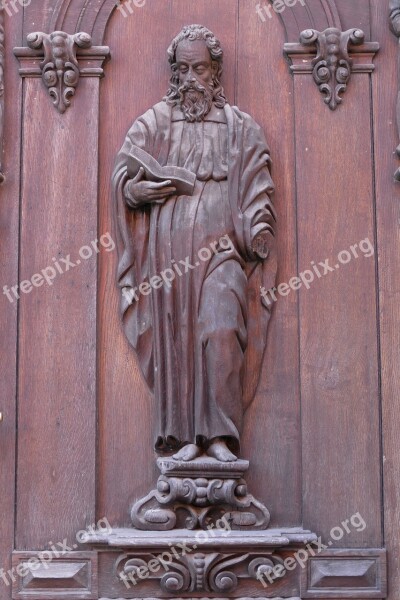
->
[296,72,381,545]
[335,0,371,38]
[371,1,400,597]
[237,2,302,526]
[0,7,23,600]
[16,78,99,548]
[97,0,238,525]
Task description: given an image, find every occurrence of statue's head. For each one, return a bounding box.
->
[164,24,227,122]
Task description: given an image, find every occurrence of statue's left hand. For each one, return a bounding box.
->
[251,230,270,260]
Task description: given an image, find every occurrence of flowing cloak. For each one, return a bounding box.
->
[390,0,400,23]
[112,101,277,452]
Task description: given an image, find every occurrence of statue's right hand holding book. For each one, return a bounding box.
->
[124,167,177,208]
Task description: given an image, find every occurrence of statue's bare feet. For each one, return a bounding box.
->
[173,444,202,461]
[207,439,237,462]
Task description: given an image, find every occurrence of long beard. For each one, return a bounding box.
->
[178,80,214,122]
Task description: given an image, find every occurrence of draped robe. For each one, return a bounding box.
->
[112,101,277,453]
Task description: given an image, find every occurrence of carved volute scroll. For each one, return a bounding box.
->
[25,31,92,113]
[298,27,365,110]
[14,33,110,113]
[390,0,400,180]
[284,28,379,113]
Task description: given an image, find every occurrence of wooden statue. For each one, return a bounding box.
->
[113,25,277,468]
[87,27,315,589]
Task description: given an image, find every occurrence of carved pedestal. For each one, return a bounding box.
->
[131,457,271,531]
[82,456,317,597]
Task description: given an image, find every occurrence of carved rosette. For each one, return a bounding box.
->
[131,458,270,531]
[116,551,285,594]
[26,31,92,113]
[299,27,365,110]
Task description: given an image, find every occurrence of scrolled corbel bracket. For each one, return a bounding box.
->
[13,31,110,114]
[284,28,379,111]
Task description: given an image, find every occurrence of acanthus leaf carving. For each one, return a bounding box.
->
[26,31,92,113]
[299,27,365,110]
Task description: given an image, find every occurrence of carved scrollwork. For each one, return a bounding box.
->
[130,459,270,531]
[299,27,365,110]
[26,31,92,113]
[115,550,286,595]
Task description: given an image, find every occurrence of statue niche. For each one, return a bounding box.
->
[112,24,277,530]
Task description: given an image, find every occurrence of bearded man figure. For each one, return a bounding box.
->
[113,25,277,463]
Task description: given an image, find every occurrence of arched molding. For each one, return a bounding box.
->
[44,0,342,45]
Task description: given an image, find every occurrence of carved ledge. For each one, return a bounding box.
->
[83,527,316,596]
[13,32,110,113]
[284,28,379,110]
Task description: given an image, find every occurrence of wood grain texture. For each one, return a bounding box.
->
[371,1,400,598]
[237,2,301,528]
[0,7,24,600]
[295,70,381,545]
[16,77,99,548]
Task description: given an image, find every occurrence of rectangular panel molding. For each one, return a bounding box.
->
[12,551,97,600]
[300,549,387,598]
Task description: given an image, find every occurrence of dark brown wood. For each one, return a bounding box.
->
[88,528,317,598]
[389,0,400,179]
[2,1,396,599]
[294,70,381,545]
[112,24,276,465]
[0,5,24,600]
[0,8,5,183]
[300,549,387,599]
[237,0,302,529]
[11,551,98,600]
[372,2,400,599]
[98,0,239,528]
[15,75,99,548]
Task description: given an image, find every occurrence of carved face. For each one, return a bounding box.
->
[175,40,217,122]
[175,39,217,89]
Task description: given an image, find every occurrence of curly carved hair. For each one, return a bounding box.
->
[164,24,227,108]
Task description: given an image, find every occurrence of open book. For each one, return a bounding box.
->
[127,146,196,197]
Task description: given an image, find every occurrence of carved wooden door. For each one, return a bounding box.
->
[1,1,398,599]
